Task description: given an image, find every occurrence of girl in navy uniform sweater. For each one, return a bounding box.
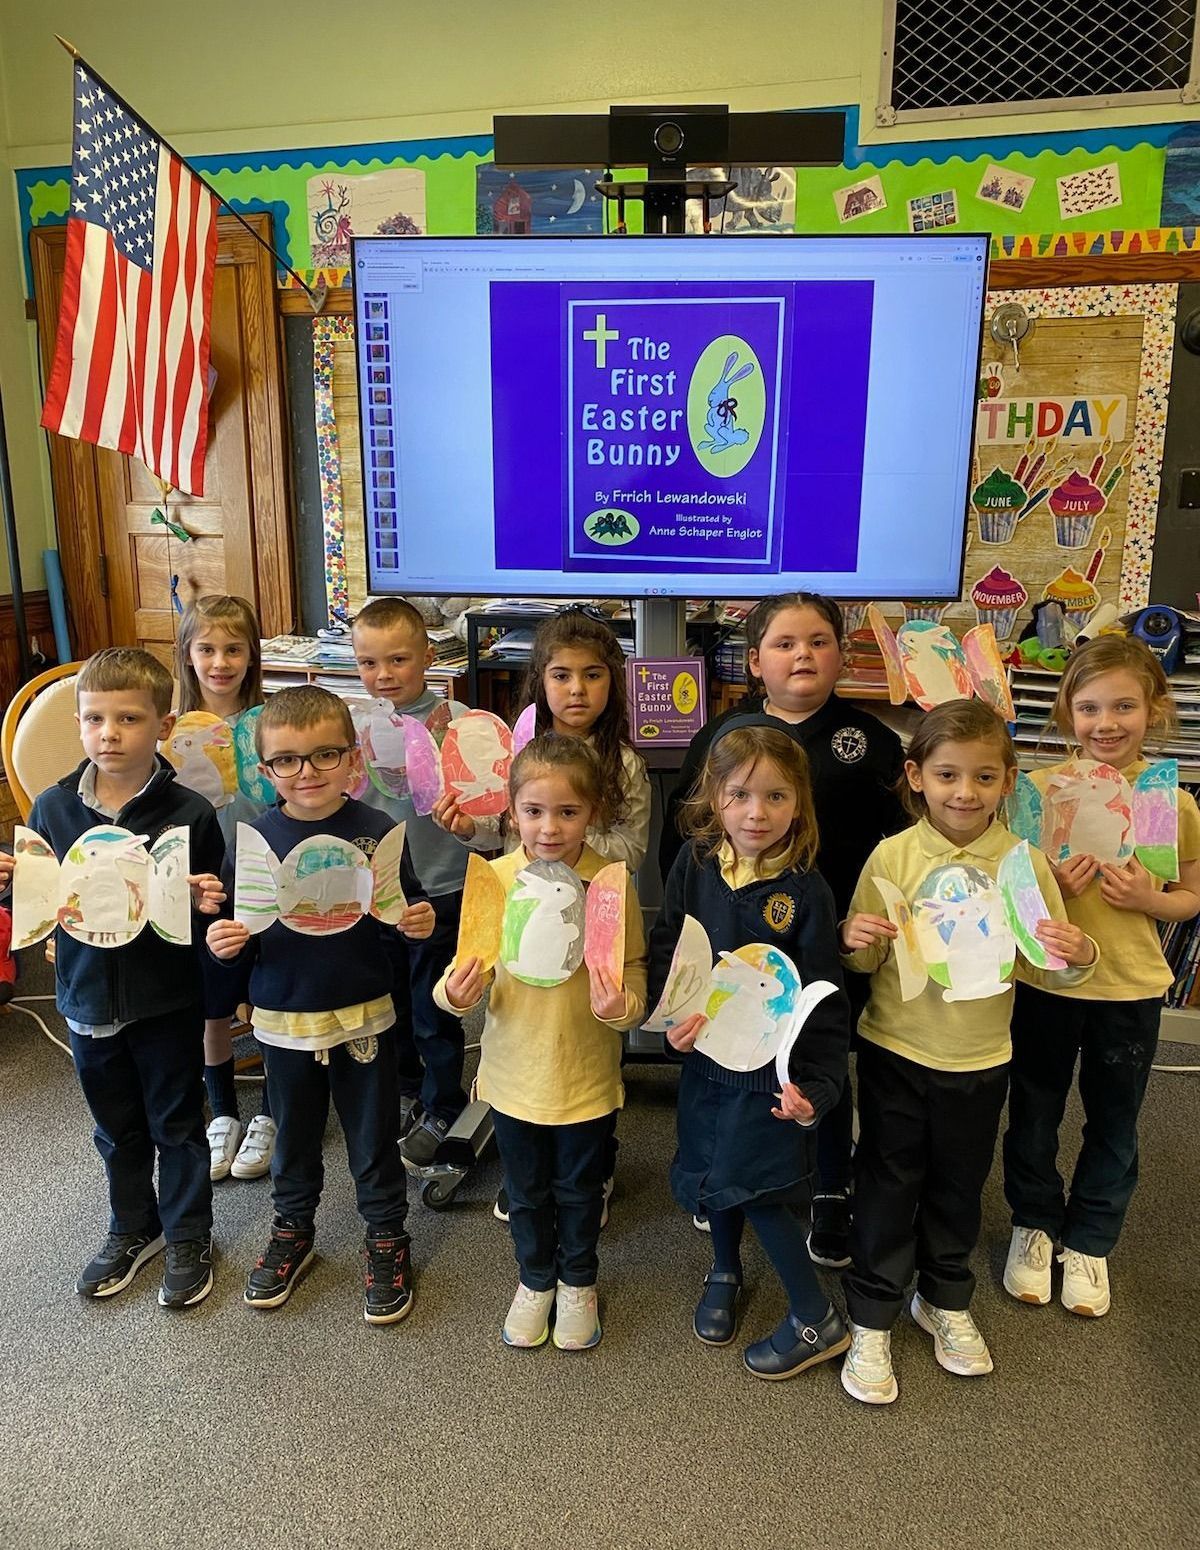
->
[649,721,851,1380]
[661,594,905,1265]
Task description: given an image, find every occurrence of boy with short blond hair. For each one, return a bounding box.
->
[0,647,227,1308]
[351,599,475,1165]
[208,684,434,1322]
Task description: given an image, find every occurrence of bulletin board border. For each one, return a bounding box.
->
[313,315,355,621]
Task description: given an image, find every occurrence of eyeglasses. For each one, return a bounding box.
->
[261,746,353,779]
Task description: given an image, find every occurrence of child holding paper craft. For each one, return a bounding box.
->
[0,649,226,1309]
[1003,637,1200,1318]
[649,721,852,1380]
[436,608,651,873]
[435,736,647,1352]
[206,686,434,1324]
[839,701,1095,1405]
[660,593,905,1265]
[435,608,651,1223]
[351,597,475,1168]
[174,595,276,1186]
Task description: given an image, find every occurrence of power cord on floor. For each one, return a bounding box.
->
[1152,1063,1200,1074]
[3,995,71,1055]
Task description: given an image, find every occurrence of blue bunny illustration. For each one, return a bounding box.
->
[699,351,755,453]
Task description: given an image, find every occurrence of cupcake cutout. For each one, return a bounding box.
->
[1042,566,1100,631]
[1047,470,1107,550]
[970,565,1028,641]
[971,467,1027,545]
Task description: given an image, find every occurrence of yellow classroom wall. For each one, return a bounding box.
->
[0,0,1195,595]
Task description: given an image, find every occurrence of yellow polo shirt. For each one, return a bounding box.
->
[1025,759,1200,1001]
[434,844,647,1126]
[843,818,1096,1071]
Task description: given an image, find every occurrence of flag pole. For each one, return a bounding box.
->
[55,35,327,312]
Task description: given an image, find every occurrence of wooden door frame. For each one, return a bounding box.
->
[29,212,296,653]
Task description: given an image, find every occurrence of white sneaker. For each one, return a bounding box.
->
[693,1213,711,1233]
[911,1293,993,1376]
[1004,1226,1054,1305]
[840,1323,898,1405]
[600,1176,615,1230]
[552,1282,601,1350]
[207,1115,243,1181]
[502,1282,554,1348]
[1059,1249,1110,1317]
[231,1115,276,1180]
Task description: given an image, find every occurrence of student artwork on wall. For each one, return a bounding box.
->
[475,167,604,235]
[644,915,839,1083]
[12,825,192,950]
[163,709,274,808]
[404,708,512,818]
[307,169,426,265]
[1006,759,1179,881]
[233,822,408,936]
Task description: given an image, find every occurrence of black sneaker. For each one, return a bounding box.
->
[807,1191,852,1269]
[244,1221,315,1309]
[158,1237,215,1309]
[398,1094,420,1141]
[400,1112,450,1168]
[363,1232,414,1324]
[493,1185,510,1223]
[77,1230,165,1298]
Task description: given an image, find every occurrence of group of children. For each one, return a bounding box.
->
[5,590,1196,1399]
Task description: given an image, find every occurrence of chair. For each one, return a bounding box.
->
[1,663,85,821]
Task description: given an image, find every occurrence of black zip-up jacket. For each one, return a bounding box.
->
[27,757,226,1026]
[659,693,907,918]
[648,847,850,1117]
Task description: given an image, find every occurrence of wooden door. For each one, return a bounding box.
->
[31,214,295,666]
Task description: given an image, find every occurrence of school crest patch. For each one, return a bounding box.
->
[763,892,796,933]
[831,726,868,764]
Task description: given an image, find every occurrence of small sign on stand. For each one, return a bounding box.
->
[626,657,707,747]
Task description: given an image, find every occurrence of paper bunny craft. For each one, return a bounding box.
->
[233,821,408,937]
[403,708,512,818]
[644,914,839,1086]
[12,824,192,950]
[1006,758,1179,881]
[699,352,755,455]
[870,842,1068,1006]
[453,856,628,989]
[869,607,1015,720]
[348,697,454,802]
[163,707,274,807]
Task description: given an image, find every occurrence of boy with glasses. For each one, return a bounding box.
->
[207,686,434,1322]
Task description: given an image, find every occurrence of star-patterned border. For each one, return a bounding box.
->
[313,315,354,622]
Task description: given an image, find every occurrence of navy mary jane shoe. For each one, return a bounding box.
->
[742,1304,850,1380]
[693,1270,743,1346]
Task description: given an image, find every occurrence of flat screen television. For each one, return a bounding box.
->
[352,232,987,600]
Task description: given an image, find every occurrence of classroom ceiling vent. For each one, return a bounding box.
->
[877,0,1200,124]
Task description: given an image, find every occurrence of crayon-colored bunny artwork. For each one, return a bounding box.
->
[912,863,1015,1003]
[12,825,193,950]
[351,698,409,800]
[440,710,513,819]
[1006,759,1178,880]
[164,713,236,809]
[643,914,839,1082]
[583,861,627,988]
[233,822,408,937]
[500,859,586,988]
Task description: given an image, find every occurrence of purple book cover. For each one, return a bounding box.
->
[490,279,873,579]
[626,657,707,747]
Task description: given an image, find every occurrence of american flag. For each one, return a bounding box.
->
[40,61,219,497]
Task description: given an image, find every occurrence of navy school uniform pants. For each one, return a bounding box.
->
[390,889,468,1124]
[70,1007,212,1244]
[843,1040,1008,1329]
[491,1109,611,1290]
[1004,983,1160,1257]
[265,1030,409,1235]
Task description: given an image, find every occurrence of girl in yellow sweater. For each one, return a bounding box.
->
[436,735,647,1352]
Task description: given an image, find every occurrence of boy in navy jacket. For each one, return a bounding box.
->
[0,649,226,1309]
[207,685,433,1325]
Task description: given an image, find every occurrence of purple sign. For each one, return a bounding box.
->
[490,280,873,578]
[626,657,707,747]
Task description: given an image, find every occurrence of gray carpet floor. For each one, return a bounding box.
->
[1,955,1198,1550]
